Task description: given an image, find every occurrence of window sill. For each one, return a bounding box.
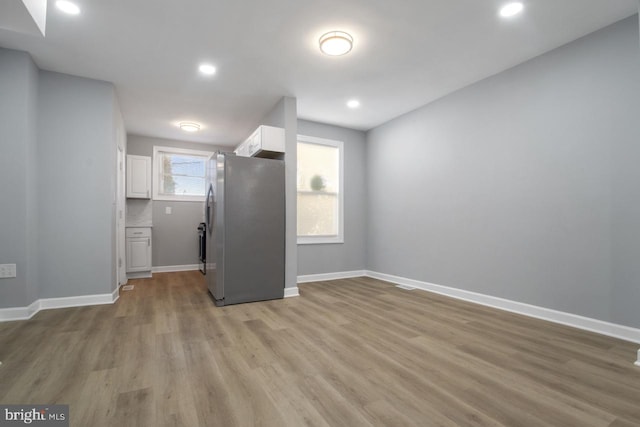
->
[297,237,344,245]
[153,195,205,203]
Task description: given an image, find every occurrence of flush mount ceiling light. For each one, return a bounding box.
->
[499,2,524,17]
[319,31,353,56]
[179,122,201,132]
[347,99,361,109]
[56,0,80,15]
[198,63,216,76]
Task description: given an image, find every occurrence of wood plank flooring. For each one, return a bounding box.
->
[0,272,639,426]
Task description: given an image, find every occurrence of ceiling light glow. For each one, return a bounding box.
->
[199,64,216,75]
[56,0,80,15]
[319,31,353,56]
[499,2,524,18]
[347,99,360,109]
[179,122,201,132]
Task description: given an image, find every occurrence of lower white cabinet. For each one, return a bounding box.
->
[126,227,152,273]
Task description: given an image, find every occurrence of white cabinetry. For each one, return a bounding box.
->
[234,125,285,158]
[126,227,152,275]
[126,155,151,199]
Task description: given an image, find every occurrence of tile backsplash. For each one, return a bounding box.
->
[126,199,153,226]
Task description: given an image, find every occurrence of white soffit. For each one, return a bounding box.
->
[0,0,47,36]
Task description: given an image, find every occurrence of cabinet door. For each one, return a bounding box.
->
[126,155,151,199]
[246,130,259,157]
[126,237,151,272]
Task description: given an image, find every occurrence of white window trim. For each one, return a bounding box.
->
[297,134,344,245]
[152,146,214,202]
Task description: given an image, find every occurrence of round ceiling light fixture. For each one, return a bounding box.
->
[56,0,80,15]
[347,99,361,109]
[179,122,201,132]
[319,31,353,56]
[499,2,524,18]
[198,63,216,76]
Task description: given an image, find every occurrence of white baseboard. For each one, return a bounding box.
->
[152,264,201,273]
[297,270,367,284]
[635,349,640,367]
[0,306,32,322]
[0,289,120,323]
[284,287,299,298]
[127,271,152,279]
[365,270,640,345]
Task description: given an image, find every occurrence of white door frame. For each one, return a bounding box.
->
[116,145,127,287]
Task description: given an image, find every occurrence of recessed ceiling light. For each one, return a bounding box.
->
[179,122,201,132]
[499,2,524,18]
[319,31,353,56]
[347,99,360,109]
[198,64,216,76]
[56,0,80,15]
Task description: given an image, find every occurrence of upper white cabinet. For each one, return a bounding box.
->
[235,125,285,158]
[126,155,151,199]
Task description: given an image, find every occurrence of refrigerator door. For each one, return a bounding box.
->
[215,154,285,305]
[213,153,226,302]
[205,154,217,296]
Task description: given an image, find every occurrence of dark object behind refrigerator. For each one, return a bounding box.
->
[197,222,206,275]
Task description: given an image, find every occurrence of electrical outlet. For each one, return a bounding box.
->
[165,207,172,215]
[0,264,17,279]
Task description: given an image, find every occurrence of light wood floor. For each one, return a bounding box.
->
[0,272,639,427]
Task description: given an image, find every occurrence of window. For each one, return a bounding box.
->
[297,135,344,244]
[152,146,213,202]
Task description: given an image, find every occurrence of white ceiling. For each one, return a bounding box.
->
[0,0,637,146]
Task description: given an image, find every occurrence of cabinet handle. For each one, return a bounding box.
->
[148,238,150,247]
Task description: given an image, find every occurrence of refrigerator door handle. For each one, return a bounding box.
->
[206,184,214,230]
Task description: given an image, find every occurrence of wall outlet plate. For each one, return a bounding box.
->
[0,264,17,278]
[165,207,172,215]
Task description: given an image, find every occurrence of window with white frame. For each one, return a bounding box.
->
[297,135,344,244]
[152,146,213,202]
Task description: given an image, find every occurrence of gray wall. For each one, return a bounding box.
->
[37,71,118,299]
[260,97,298,291]
[0,48,38,308]
[297,120,367,275]
[610,16,640,327]
[126,134,222,267]
[1,50,121,307]
[366,16,640,327]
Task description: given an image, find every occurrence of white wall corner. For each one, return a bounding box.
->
[284,287,299,298]
[27,300,40,318]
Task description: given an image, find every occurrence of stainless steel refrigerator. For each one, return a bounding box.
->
[204,153,285,306]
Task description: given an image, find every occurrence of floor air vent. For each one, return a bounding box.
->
[396,284,417,291]
[122,285,134,291]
